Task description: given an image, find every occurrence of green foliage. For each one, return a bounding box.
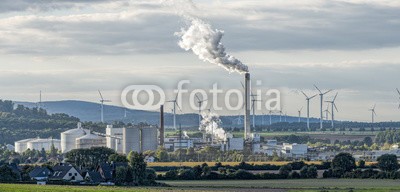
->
[128,151,147,185]
[108,154,128,163]
[0,165,19,182]
[155,147,168,162]
[377,154,399,172]
[65,147,116,169]
[331,152,356,176]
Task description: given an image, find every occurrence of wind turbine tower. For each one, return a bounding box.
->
[251,93,261,129]
[298,107,303,123]
[301,91,318,131]
[325,93,338,128]
[314,85,333,130]
[396,88,400,109]
[195,94,207,128]
[98,90,111,123]
[167,91,182,130]
[369,104,377,124]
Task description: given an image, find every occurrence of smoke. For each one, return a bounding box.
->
[200,111,227,141]
[164,0,249,74]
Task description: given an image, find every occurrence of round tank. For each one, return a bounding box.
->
[15,138,35,153]
[141,127,158,152]
[61,127,87,153]
[27,138,61,151]
[76,133,106,149]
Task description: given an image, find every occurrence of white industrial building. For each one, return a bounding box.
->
[61,123,90,153]
[164,137,194,151]
[106,125,123,153]
[76,133,106,149]
[226,137,244,151]
[122,127,158,154]
[15,138,61,153]
[281,143,308,158]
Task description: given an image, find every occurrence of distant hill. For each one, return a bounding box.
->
[15,100,320,128]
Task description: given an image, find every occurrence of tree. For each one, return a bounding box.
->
[278,164,292,178]
[331,152,356,176]
[108,154,128,163]
[155,147,168,162]
[363,137,373,147]
[306,166,318,178]
[377,154,399,172]
[128,151,147,185]
[65,147,116,169]
[299,166,308,178]
[115,166,128,185]
[358,160,366,168]
[0,165,19,182]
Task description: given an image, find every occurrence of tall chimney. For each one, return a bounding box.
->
[160,105,165,146]
[244,73,251,140]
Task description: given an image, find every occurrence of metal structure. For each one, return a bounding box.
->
[369,104,377,124]
[251,93,261,129]
[98,90,111,123]
[325,92,338,128]
[298,107,303,123]
[166,91,182,130]
[397,88,400,109]
[60,123,88,153]
[195,94,207,128]
[301,91,318,130]
[314,85,333,130]
[244,73,251,140]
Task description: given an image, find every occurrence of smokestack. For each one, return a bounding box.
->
[160,105,165,146]
[244,73,251,140]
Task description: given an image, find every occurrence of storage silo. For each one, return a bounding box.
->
[15,138,35,153]
[61,123,88,153]
[27,138,61,151]
[123,127,140,154]
[141,127,158,152]
[76,133,106,149]
[106,125,123,153]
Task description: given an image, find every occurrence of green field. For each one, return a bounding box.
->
[1,179,400,192]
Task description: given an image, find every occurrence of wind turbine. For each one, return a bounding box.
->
[301,91,318,131]
[195,94,208,128]
[369,104,377,124]
[323,105,331,121]
[314,85,333,130]
[396,88,400,109]
[278,110,283,122]
[98,90,111,123]
[325,93,338,128]
[166,91,182,130]
[268,110,273,125]
[298,107,303,123]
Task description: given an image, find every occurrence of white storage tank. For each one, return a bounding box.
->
[141,127,158,152]
[27,138,61,151]
[106,125,123,153]
[76,133,106,149]
[61,123,88,153]
[15,138,35,153]
[123,127,140,154]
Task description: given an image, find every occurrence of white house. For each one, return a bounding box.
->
[49,164,83,181]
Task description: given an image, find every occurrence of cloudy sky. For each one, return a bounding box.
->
[1,0,400,122]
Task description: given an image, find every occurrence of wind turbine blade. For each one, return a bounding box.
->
[240,81,245,89]
[323,89,333,95]
[314,85,322,94]
[397,88,400,95]
[301,91,308,98]
[334,103,338,112]
[176,102,183,112]
[333,92,338,102]
[373,104,376,110]
[175,90,180,101]
[98,90,104,100]
[309,94,318,99]
[195,94,201,102]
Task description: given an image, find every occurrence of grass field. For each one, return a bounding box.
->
[1,179,399,192]
[148,161,322,167]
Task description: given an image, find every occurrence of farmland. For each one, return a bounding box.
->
[1,179,400,192]
[148,161,322,167]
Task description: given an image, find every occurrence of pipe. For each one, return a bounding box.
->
[244,73,251,140]
[160,105,165,147]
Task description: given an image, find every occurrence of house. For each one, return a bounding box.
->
[85,171,104,184]
[29,167,51,181]
[97,162,129,182]
[49,164,83,181]
[145,156,155,163]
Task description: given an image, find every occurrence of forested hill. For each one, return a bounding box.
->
[0,100,80,145]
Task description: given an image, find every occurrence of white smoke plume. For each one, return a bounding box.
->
[176,18,249,74]
[163,0,249,74]
[200,111,227,141]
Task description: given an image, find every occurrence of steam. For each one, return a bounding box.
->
[200,111,227,141]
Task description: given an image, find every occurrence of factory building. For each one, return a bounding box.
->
[164,137,194,151]
[15,138,61,153]
[76,133,106,149]
[226,137,244,151]
[61,123,89,153]
[105,125,123,153]
[122,127,158,154]
[281,143,308,158]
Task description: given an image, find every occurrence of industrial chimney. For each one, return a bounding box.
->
[160,105,165,146]
[244,73,251,140]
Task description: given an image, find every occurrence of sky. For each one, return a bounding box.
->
[0,0,400,122]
